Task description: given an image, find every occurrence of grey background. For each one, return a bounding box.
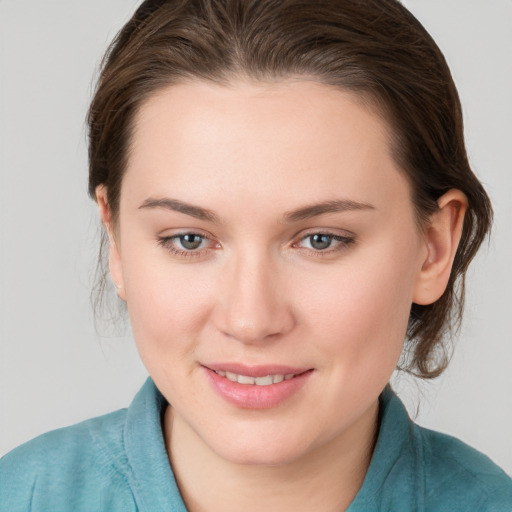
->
[1,1,511,474]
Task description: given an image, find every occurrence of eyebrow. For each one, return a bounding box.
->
[138,197,374,223]
[138,197,219,222]
[283,199,375,223]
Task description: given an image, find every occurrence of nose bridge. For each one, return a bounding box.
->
[215,245,294,343]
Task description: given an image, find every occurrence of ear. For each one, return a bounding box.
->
[413,189,468,305]
[95,185,126,301]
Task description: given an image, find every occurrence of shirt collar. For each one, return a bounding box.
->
[124,378,188,512]
[348,385,426,511]
[125,379,425,512]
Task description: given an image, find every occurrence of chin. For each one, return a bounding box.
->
[205,420,317,467]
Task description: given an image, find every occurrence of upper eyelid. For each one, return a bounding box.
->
[293,229,355,243]
[160,232,214,245]
[157,229,217,246]
[158,227,212,237]
[290,224,356,238]
[295,233,354,246]
[300,230,353,238]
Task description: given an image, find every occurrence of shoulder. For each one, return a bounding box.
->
[418,425,512,511]
[362,387,512,511]
[0,409,137,512]
[0,407,127,476]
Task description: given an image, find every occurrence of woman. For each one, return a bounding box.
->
[1,0,511,510]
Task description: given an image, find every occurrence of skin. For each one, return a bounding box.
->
[97,79,467,512]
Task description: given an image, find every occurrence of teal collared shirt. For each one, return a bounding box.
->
[1,378,511,511]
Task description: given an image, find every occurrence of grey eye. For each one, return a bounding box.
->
[179,234,204,250]
[309,234,333,250]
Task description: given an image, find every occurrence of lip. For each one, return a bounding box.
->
[202,363,314,409]
[204,362,310,378]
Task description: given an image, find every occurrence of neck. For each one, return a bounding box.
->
[164,401,379,512]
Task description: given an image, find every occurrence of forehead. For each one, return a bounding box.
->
[124,79,409,215]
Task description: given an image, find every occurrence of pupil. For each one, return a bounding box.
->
[181,234,202,250]
[310,234,331,250]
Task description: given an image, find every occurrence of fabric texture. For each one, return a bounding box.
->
[1,378,511,512]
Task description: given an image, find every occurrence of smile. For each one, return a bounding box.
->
[204,365,314,409]
[214,370,298,386]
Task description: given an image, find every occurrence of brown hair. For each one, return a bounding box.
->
[88,0,492,378]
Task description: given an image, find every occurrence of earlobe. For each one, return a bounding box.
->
[95,185,126,301]
[413,189,468,306]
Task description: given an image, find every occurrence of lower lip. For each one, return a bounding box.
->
[203,367,313,409]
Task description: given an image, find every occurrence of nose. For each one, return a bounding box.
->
[213,250,295,344]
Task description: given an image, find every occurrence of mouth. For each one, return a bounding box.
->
[212,369,306,386]
[202,364,314,409]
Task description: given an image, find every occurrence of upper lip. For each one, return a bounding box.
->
[203,362,312,377]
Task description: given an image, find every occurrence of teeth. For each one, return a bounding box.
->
[215,370,296,385]
[238,374,255,385]
[226,371,238,382]
[255,375,273,386]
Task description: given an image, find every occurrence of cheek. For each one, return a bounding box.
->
[120,249,215,368]
[298,238,420,367]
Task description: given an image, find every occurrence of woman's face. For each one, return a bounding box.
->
[110,80,428,465]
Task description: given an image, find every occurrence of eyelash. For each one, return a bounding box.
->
[157,231,355,259]
[157,233,216,259]
[294,232,356,255]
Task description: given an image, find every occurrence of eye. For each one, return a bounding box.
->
[177,234,206,250]
[307,234,334,250]
[157,232,217,257]
[296,232,355,252]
